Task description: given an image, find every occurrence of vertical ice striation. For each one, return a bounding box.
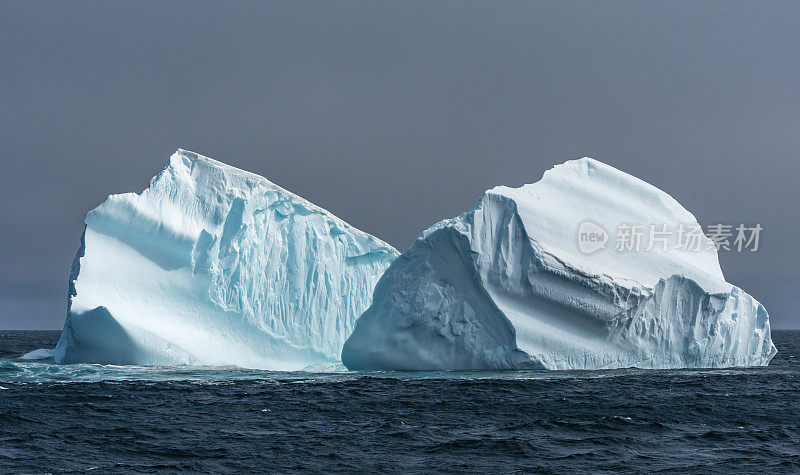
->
[342,158,776,370]
[54,149,399,369]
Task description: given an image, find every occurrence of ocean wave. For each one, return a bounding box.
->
[18,348,55,360]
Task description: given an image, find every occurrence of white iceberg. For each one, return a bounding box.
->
[54,149,399,370]
[342,158,776,370]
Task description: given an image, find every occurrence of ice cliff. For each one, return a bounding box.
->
[342,158,776,370]
[54,149,399,369]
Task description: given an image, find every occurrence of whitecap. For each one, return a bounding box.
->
[19,348,55,360]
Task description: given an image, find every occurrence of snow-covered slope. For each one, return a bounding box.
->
[342,158,776,370]
[54,149,399,369]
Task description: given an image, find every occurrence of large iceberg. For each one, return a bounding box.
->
[54,149,399,369]
[342,158,776,370]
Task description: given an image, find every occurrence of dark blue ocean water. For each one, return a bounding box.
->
[1,331,799,473]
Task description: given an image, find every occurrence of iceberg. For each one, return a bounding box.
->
[342,158,776,370]
[54,149,399,370]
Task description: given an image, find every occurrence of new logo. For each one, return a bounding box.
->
[577,220,608,254]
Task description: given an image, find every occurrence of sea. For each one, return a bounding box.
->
[1,330,798,473]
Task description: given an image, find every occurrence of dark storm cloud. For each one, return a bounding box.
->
[2,1,799,329]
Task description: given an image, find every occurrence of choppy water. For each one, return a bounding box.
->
[1,330,799,473]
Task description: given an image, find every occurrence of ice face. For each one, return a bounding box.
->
[342,158,776,370]
[54,149,399,370]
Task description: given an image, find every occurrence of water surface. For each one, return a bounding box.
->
[2,330,798,472]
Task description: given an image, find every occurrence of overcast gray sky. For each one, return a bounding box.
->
[2,1,798,329]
